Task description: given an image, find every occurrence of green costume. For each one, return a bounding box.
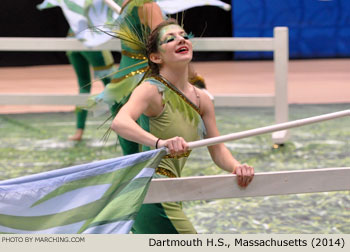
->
[67,48,116,130]
[131,75,206,234]
[37,1,118,133]
[99,0,161,155]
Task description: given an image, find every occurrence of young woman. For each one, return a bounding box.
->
[111,19,254,234]
[99,0,213,154]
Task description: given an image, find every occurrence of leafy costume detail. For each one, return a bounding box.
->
[132,76,206,234]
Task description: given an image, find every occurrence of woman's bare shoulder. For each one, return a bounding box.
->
[195,87,215,115]
[134,81,160,95]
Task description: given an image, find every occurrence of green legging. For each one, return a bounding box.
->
[67,51,114,130]
[131,202,197,234]
[131,175,197,234]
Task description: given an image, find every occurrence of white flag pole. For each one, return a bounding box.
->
[104,0,121,14]
[188,110,350,150]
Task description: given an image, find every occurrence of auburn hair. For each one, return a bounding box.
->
[146,19,180,75]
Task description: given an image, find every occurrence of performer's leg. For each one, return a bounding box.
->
[131,202,197,234]
[66,51,91,141]
[83,51,115,87]
[132,173,197,234]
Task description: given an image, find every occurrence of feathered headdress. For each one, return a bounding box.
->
[83,0,230,141]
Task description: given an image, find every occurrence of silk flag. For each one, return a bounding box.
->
[37,0,230,47]
[157,0,231,14]
[0,148,166,234]
[37,0,119,47]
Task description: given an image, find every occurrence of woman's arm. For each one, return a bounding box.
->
[199,89,254,187]
[111,82,159,147]
[105,0,163,30]
[111,82,189,156]
[138,2,164,30]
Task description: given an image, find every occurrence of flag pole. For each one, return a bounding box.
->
[188,110,350,150]
[104,0,121,14]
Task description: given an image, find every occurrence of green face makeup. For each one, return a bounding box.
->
[157,25,190,47]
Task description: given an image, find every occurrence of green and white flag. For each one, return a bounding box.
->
[37,0,231,47]
[157,0,231,14]
[37,0,119,47]
[0,149,166,234]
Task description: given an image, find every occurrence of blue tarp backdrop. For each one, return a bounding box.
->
[232,0,350,59]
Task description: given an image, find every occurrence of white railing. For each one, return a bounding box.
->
[145,110,350,203]
[145,167,350,203]
[0,27,289,143]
